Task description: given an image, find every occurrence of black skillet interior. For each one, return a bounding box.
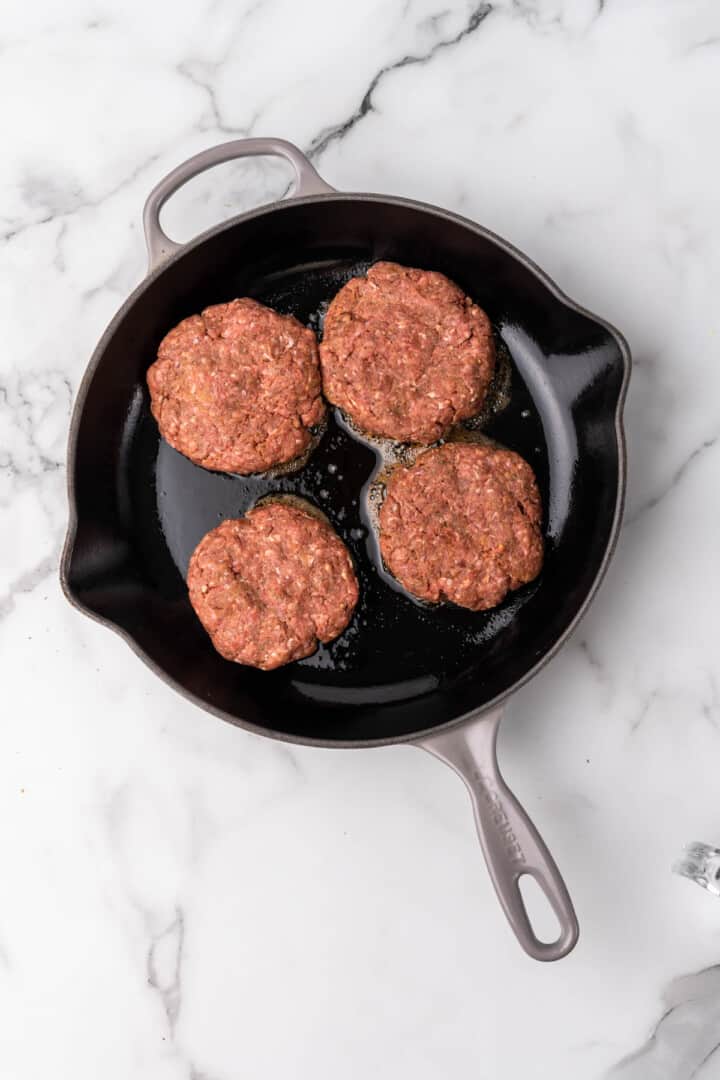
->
[64,197,627,743]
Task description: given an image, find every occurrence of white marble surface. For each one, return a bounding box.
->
[3,0,720,1076]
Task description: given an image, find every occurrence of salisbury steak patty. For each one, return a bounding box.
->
[320,261,495,443]
[147,298,324,474]
[379,443,543,611]
[187,502,359,670]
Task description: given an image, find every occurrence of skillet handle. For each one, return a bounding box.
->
[418,708,579,961]
[142,138,335,271]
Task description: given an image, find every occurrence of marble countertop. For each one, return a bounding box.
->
[3,1,720,1077]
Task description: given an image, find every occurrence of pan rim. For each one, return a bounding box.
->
[60,191,631,748]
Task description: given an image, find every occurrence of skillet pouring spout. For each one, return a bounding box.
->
[418,708,579,960]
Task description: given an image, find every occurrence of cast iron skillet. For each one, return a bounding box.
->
[61,139,630,961]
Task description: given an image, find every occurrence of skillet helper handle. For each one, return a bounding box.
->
[143,138,334,271]
[419,709,579,961]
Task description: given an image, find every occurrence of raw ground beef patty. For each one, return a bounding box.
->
[187,501,359,670]
[319,261,495,443]
[378,442,543,611]
[147,298,324,474]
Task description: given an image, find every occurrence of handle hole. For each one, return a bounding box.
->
[160,156,294,245]
[518,874,562,945]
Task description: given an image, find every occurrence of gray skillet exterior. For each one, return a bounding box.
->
[61,139,630,960]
